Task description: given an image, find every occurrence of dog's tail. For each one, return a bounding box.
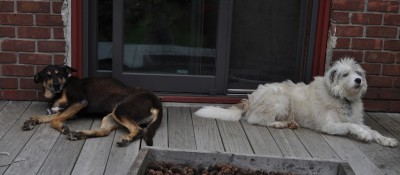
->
[194,99,249,121]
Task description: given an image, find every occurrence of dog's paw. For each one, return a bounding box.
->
[66,131,87,141]
[117,139,130,147]
[377,137,398,147]
[271,121,288,129]
[356,130,373,142]
[22,119,39,131]
[61,125,71,135]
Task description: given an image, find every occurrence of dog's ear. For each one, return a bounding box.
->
[34,69,45,84]
[64,66,77,75]
[329,69,337,83]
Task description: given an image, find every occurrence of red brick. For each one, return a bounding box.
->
[2,90,37,101]
[364,88,379,99]
[2,64,34,76]
[19,53,52,65]
[364,100,390,112]
[20,78,42,90]
[384,40,400,51]
[36,14,63,26]
[366,76,393,87]
[368,0,399,12]
[332,50,364,61]
[53,1,63,13]
[0,78,18,89]
[384,14,400,26]
[53,27,64,39]
[352,13,382,25]
[0,52,17,63]
[17,1,50,13]
[332,12,350,24]
[0,1,14,12]
[38,41,65,52]
[0,14,33,26]
[366,26,397,38]
[18,27,51,39]
[36,65,48,74]
[352,39,382,50]
[390,101,400,112]
[365,51,396,63]
[1,39,35,52]
[0,26,15,38]
[336,26,363,37]
[332,0,364,11]
[361,63,382,75]
[379,89,400,100]
[54,55,65,65]
[335,38,350,49]
[395,78,400,88]
[383,65,400,76]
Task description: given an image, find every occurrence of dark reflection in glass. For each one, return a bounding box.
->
[123,0,218,75]
[97,0,113,70]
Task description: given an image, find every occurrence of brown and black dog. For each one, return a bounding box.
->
[23,65,162,147]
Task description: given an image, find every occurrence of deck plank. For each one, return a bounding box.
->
[0,102,46,174]
[322,134,384,175]
[167,107,196,150]
[268,128,311,158]
[240,121,282,156]
[71,119,115,175]
[36,118,94,175]
[0,101,8,110]
[217,120,253,154]
[191,107,224,152]
[0,101,31,139]
[3,122,61,175]
[293,128,340,160]
[104,128,141,175]
[349,114,400,175]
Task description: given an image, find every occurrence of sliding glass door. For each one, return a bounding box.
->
[85,0,317,95]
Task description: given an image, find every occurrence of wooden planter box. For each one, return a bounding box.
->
[129,147,355,175]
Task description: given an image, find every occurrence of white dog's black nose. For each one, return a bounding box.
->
[355,78,361,84]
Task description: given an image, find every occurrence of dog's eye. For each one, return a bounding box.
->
[343,73,348,77]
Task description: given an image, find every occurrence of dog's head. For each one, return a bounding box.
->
[324,58,367,101]
[34,65,76,99]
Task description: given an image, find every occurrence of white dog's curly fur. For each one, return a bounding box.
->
[195,58,398,147]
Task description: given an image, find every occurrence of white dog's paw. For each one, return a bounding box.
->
[377,137,398,147]
[271,121,288,129]
[354,129,373,142]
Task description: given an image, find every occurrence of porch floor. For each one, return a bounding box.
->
[0,101,400,175]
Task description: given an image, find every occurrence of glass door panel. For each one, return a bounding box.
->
[123,0,218,76]
[97,0,113,71]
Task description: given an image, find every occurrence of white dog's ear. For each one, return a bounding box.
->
[329,69,337,84]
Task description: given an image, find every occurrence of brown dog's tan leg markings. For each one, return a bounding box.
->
[112,113,142,147]
[67,114,119,141]
[50,102,88,134]
[23,114,57,131]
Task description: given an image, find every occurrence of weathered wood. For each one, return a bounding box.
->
[191,107,224,152]
[322,134,384,175]
[268,128,311,158]
[71,119,115,175]
[104,128,141,175]
[142,107,168,147]
[368,113,400,140]
[0,101,8,110]
[240,121,282,156]
[217,120,253,154]
[3,122,61,175]
[0,101,31,139]
[168,107,196,150]
[0,102,46,174]
[293,128,340,160]
[36,118,94,175]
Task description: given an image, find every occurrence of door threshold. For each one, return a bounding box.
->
[159,95,242,104]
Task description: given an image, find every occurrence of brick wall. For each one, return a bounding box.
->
[331,0,400,112]
[0,0,65,101]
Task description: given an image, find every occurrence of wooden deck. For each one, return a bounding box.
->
[0,101,400,175]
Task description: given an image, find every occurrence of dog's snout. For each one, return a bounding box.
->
[355,78,361,84]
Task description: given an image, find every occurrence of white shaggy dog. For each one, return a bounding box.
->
[195,58,398,147]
